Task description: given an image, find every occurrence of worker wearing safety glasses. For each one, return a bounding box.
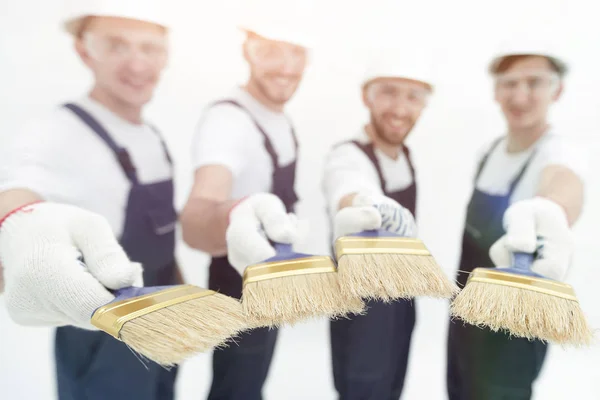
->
[446,37,588,399]
[180,10,311,400]
[322,50,433,399]
[0,1,181,399]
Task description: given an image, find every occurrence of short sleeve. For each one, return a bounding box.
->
[191,104,259,177]
[536,136,589,184]
[0,117,70,198]
[322,142,383,216]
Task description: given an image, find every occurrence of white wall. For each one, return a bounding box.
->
[1,1,599,399]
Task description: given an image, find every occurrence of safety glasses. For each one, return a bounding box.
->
[83,31,168,67]
[366,81,431,109]
[246,38,308,70]
[495,70,560,97]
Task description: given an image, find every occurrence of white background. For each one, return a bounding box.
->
[1,0,599,399]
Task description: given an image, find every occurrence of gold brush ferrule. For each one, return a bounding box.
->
[467,268,578,301]
[334,236,431,260]
[91,285,216,339]
[243,256,337,285]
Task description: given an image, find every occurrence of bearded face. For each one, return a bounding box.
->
[363,78,430,145]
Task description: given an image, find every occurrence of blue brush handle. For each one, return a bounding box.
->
[499,251,544,278]
[512,252,534,272]
[347,229,402,238]
[261,242,312,262]
[110,286,174,301]
[78,255,177,315]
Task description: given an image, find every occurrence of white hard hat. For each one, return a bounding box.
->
[237,0,315,48]
[488,35,568,76]
[362,51,435,91]
[63,0,170,37]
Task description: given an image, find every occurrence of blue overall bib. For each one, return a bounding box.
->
[206,100,299,400]
[446,138,548,400]
[330,140,417,400]
[54,103,179,400]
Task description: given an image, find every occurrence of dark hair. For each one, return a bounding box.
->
[492,54,567,77]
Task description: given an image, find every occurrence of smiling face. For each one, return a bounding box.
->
[362,77,431,146]
[75,16,168,109]
[243,34,308,108]
[494,55,563,131]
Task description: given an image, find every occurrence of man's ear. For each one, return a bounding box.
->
[362,86,370,108]
[74,37,93,69]
[552,80,564,102]
[242,38,251,63]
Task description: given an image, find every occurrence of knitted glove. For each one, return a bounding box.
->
[489,197,574,281]
[0,202,142,329]
[226,193,305,274]
[334,193,417,239]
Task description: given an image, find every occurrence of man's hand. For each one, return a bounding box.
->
[1,202,142,329]
[489,197,574,281]
[334,193,416,239]
[226,193,306,274]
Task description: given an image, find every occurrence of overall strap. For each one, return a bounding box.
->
[473,136,504,182]
[212,99,298,169]
[148,124,173,166]
[401,145,416,182]
[347,141,416,194]
[507,148,539,196]
[348,140,387,191]
[63,103,138,184]
[474,136,540,196]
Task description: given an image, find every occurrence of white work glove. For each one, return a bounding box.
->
[226,193,307,275]
[0,202,143,330]
[334,193,417,239]
[489,197,574,281]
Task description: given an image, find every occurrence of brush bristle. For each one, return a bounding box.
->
[338,253,459,302]
[243,272,365,327]
[451,281,594,346]
[119,292,249,366]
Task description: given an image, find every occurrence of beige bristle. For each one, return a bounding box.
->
[451,281,594,346]
[337,253,459,302]
[243,272,365,327]
[119,293,249,366]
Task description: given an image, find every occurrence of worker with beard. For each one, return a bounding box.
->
[180,15,311,400]
[322,54,434,399]
[446,39,588,399]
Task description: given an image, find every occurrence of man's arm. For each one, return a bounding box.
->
[536,164,584,226]
[180,166,240,256]
[0,188,43,219]
[323,144,383,214]
[337,193,361,210]
[0,189,44,293]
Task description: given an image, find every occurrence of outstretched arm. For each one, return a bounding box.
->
[536,164,584,226]
[0,189,44,293]
[180,166,239,256]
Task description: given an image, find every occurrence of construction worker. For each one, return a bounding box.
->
[322,52,434,399]
[0,1,181,398]
[180,11,312,400]
[446,38,588,399]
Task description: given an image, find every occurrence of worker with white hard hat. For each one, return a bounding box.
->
[322,49,433,399]
[446,36,588,399]
[180,5,312,399]
[0,0,182,398]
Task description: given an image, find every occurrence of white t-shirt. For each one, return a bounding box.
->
[191,87,296,199]
[322,129,414,216]
[0,96,172,237]
[475,131,588,203]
